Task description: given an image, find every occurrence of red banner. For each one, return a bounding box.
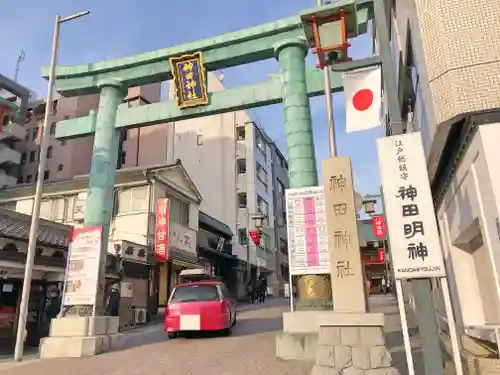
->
[155,198,170,261]
[377,249,385,263]
[372,216,386,239]
[249,231,260,246]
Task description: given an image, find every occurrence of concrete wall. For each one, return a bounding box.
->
[436,124,500,343]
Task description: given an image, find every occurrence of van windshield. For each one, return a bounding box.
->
[170,284,220,303]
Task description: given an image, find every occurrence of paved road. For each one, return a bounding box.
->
[1,299,313,375]
[1,296,422,375]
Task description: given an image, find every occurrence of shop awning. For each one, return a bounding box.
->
[199,211,233,238]
[0,208,72,249]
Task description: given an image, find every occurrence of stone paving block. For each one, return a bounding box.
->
[316,345,336,367]
[369,346,393,369]
[342,367,364,375]
[359,326,385,346]
[310,364,342,375]
[340,327,360,346]
[365,368,400,375]
[318,326,341,346]
[351,346,371,370]
[334,345,352,369]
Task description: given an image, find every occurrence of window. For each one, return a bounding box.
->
[256,162,267,186]
[29,151,36,163]
[50,122,56,135]
[255,130,266,157]
[238,229,249,246]
[237,159,246,174]
[26,175,32,183]
[196,134,203,145]
[169,198,189,226]
[47,146,53,159]
[237,193,247,208]
[120,151,126,166]
[40,198,65,221]
[257,195,268,217]
[280,239,288,255]
[20,153,27,165]
[236,126,245,141]
[122,129,128,142]
[17,176,24,184]
[170,285,219,303]
[43,170,50,181]
[259,232,270,250]
[116,186,148,214]
[60,140,66,146]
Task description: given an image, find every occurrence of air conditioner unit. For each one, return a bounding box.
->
[135,308,147,324]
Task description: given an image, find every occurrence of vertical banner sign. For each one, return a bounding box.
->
[377,249,385,263]
[155,198,170,261]
[35,120,43,146]
[285,186,330,275]
[169,52,209,109]
[377,132,446,279]
[372,215,386,239]
[249,231,261,246]
[63,226,103,306]
[322,156,367,313]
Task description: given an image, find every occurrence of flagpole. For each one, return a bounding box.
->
[316,0,337,157]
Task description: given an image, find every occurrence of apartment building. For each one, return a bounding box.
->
[389,0,500,362]
[0,74,33,188]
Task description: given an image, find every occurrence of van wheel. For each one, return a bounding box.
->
[168,332,178,339]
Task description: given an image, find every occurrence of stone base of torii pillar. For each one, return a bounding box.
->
[39,316,122,358]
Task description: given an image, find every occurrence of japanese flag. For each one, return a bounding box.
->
[343,66,382,133]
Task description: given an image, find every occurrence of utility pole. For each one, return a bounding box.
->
[14,50,25,82]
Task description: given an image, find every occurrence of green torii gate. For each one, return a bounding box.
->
[48,0,377,310]
[40,1,445,371]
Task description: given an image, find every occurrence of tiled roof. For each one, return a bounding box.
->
[0,209,71,248]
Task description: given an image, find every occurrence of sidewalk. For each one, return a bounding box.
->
[370,294,425,375]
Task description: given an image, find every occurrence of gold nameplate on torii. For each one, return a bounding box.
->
[169,52,209,109]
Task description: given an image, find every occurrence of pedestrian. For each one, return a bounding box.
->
[381,278,387,294]
[246,282,254,304]
[259,277,268,303]
[43,286,61,336]
[106,283,121,317]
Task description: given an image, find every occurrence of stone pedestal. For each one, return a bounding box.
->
[311,323,401,375]
[39,316,123,358]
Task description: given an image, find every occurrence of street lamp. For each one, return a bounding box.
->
[13,10,90,362]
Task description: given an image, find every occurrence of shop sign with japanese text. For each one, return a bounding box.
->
[169,52,209,109]
[377,132,446,279]
[63,226,103,306]
[285,186,330,275]
[155,198,170,261]
[372,215,386,239]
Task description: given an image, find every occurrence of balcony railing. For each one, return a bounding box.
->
[0,121,25,141]
[0,145,20,166]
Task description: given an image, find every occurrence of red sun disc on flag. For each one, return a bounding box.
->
[352,89,374,111]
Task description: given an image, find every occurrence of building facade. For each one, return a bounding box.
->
[8,72,289,294]
[167,73,290,293]
[390,0,500,357]
[0,75,34,188]
[0,163,202,315]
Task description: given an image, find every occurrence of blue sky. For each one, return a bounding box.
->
[1,0,384,196]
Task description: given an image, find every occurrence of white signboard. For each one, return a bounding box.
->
[63,226,102,306]
[285,186,330,275]
[170,222,197,256]
[377,132,446,279]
